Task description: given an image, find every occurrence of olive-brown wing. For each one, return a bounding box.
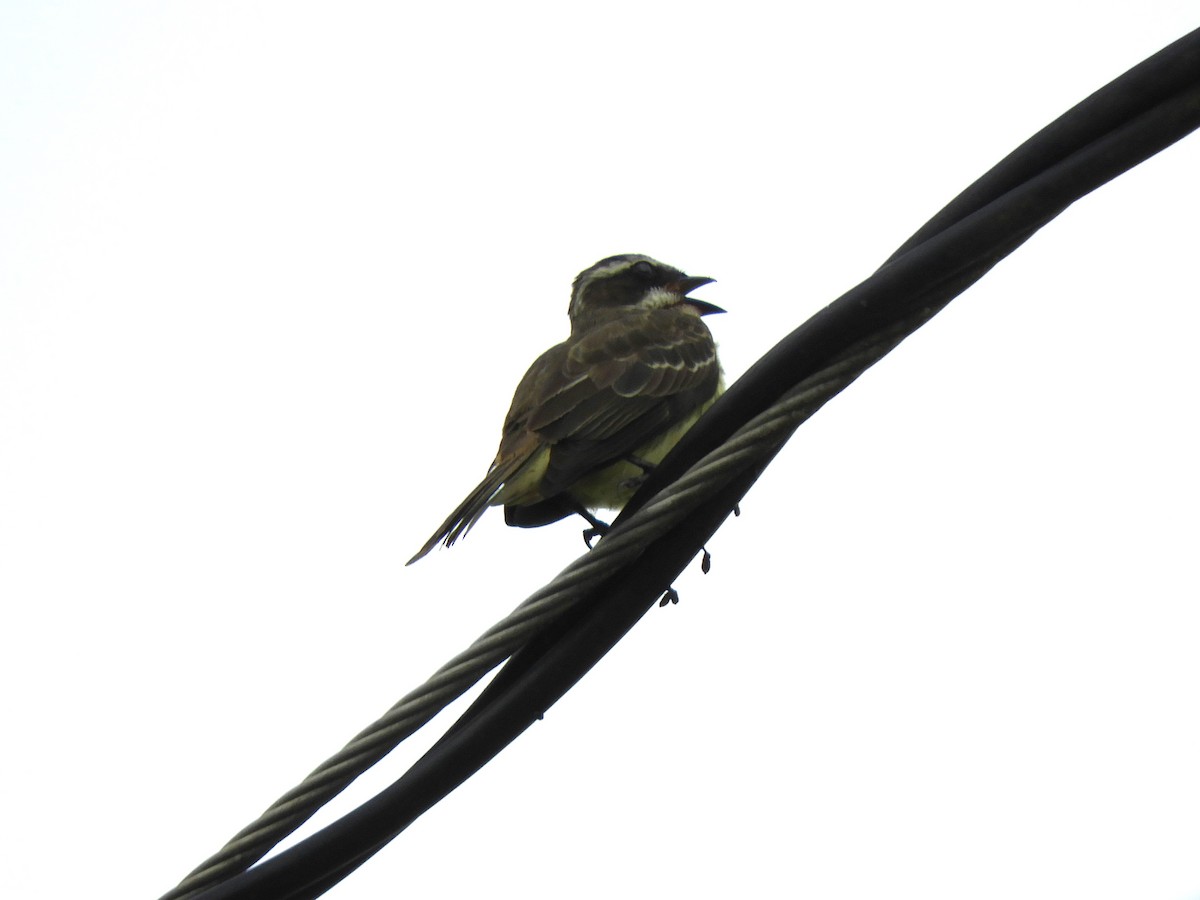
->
[514,307,720,498]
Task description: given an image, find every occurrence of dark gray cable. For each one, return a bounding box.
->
[165,26,1200,896]
[162,302,927,900]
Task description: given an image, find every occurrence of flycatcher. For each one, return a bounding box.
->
[408,254,724,564]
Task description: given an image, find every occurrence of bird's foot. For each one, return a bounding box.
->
[659,587,680,607]
[619,454,657,491]
[625,454,656,473]
[572,504,610,549]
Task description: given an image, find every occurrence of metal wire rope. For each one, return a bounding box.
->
[167,310,922,900]
[165,26,1200,900]
[165,297,918,900]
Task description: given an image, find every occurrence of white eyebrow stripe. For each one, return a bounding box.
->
[585,254,661,280]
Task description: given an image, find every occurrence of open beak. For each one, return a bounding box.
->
[669,275,724,316]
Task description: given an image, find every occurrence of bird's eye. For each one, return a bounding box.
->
[632,260,655,278]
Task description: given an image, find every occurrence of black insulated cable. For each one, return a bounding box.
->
[171,27,1200,900]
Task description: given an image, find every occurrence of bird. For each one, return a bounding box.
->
[407,254,725,565]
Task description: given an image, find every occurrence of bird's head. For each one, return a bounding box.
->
[568,254,722,332]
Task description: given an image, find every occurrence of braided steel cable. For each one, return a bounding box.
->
[165,301,922,900]
[167,305,927,900]
[165,26,1200,900]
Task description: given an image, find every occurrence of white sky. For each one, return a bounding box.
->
[3,4,1199,899]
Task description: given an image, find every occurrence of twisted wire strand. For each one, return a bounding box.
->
[165,28,1200,896]
[163,303,928,900]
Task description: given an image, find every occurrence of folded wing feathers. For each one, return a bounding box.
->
[410,308,718,562]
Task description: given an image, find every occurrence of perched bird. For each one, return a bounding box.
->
[407,254,724,565]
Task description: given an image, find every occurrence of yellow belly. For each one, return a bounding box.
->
[493,381,724,512]
[566,385,723,511]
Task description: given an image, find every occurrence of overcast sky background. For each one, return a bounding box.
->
[3,4,1199,899]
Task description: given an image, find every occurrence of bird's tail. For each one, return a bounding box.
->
[406,453,533,565]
